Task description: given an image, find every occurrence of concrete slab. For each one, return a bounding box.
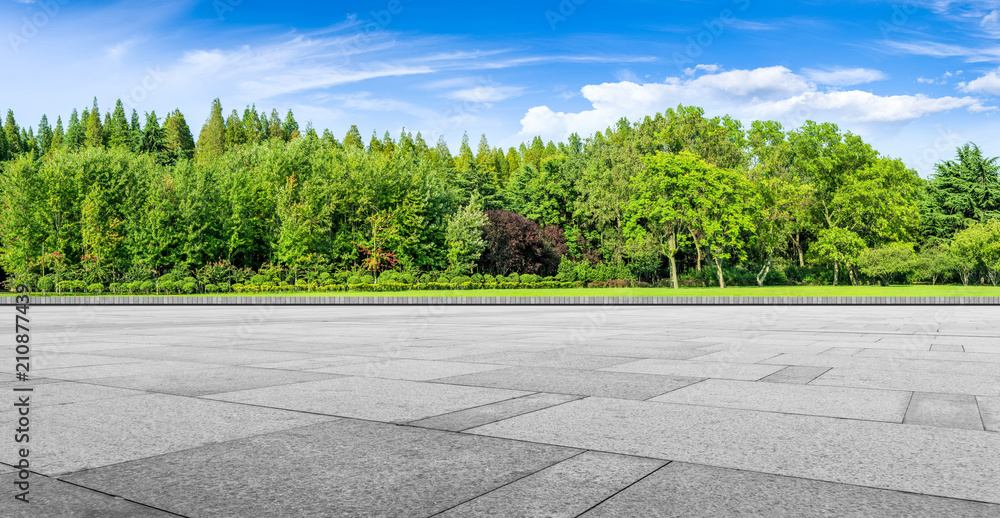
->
[760,365,830,384]
[9,381,146,408]
[37,360,228,381]
[820,347,864,355]
[932,343,965,352]
[450,350,638,369]
[602,359,785,381]
[581,462,1000,518]
[248,355,379,370]
[86,366,340,396]
[686,350,781,363]
[810,367,1000,396]
[570,345,707,360]
[407,392,582,432]
[650,379,910,422]
[978,396,999,432]
[904,392,984,431]
[433,366,702,400]
[20,353,141,373]
[0,473,176,517]
[857,348,1000,364]
[62,419,580,518]
[437,451,666,517]
[762,353,1000,377]
[309,358,506,381]
[466,397,1000,504]
[88,345,322,365]
[0,393,333,475]
[205,376,531,422]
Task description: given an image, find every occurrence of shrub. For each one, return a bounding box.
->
[451,275,472,285]
[37,276,55,293]
[109,282,122,294]
[507,273,520,283]
[606,279,629,288]
[87,283,104,294]
[857,243,918,286]
[483,274,496,283]
[250,274,267,285]
[158,281,175,294]
[204,283,218,293]
[231,283,245,293]
[140,281,155,294]
[436,275,450,283]
[471,273,484,283]
[587,281,607,288]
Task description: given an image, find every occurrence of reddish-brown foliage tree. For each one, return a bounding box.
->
[479,210,566,276]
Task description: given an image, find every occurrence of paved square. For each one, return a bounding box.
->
[2,304,998,517]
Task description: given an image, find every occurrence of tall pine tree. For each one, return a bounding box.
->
[195,98,227,163]
[84,98,104,148]
[164,109,195,161]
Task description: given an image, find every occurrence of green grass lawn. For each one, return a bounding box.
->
[12,284,1000,298]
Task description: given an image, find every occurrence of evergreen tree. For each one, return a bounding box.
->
[343,125,364,150]
[141,111,166,156]
[130,109,142,151]
[267,109,283,141]
[368,131,382,153]
[282,109,299,140]
[85,98,104,148]
[321,129,341,149]
[922,143,1000,242]
[225,110,247,148]
[108,99,130,147]
[65,109,84,150]
[380,131,395,155]
[304,122,318,140]
[0,123,8,161]
[52,116,64,149]
[4,109,21,154]
[242,105,264,144]
[196,98,227,163]
[163,109,195,161]
[37,114,53,155]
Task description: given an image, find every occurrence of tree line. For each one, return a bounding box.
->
[1,98,998,292]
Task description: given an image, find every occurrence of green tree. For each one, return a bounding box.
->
[37,115,53,155]
[282,109,300,140]
[163,109,195,161]
[810,227,865,286]
[857,242,918,285]
[107,99,130,148]
[196,99,227,163]
[921,143,1000,243]
[85,98,104,148]
[343,124,364,151]
[950,219,1000,286]
[64,109,84,150]
[445,193,487,275]
[4,109,22,155]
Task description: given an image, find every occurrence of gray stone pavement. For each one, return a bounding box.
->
[2,305,999,516]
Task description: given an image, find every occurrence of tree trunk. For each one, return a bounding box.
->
[792,231,805,267]
[833,260,839,287]
[668,233,679,290]
[689,229,703,271]
[714,256,726,289]
[756,257,771,288]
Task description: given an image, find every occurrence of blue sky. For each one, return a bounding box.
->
[2,0,999,175]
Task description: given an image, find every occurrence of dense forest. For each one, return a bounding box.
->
[1,97,999,293]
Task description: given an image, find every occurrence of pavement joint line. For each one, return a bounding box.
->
[640,378,711,401]
[53,477,193,517]
[571,459,674,518]
[399,391,557,426]
[901,391,918,425]
[637,395,913,425]
[422,450,590,517]
[976,396,989,431]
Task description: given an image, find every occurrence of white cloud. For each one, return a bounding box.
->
[511,66,989,145]
[802,67,888,86]
[446,85,525,103]
[683,64,720,76]
[958,70,1000,95]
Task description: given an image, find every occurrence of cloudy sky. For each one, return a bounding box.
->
[2,0,999,175]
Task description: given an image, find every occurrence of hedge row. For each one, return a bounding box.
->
[31,280,587,295]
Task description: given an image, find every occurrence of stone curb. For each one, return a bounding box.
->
[1,296,998,305]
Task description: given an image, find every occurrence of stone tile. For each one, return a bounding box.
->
[0,473,176,517]
[820,347,864,356]
[762,353,1000,378]
[249,355,379,370]
[904,392,984,431]
[38,361,228,381]
[0,393,333,475]
[581,462,1000,518]
[19,353,140,373]
[467,397,1000,504]
[686,350,781,363]
[9,381,146,408]
[978,396,1000,432]
[570,345,707,360]
[760,365,830,384]
[602,359,784,381]
[62,419,580,518]
[407,393,582,432]
[309,359,506,381]
[88,346,321,366]
[932,343,965,352]
[450,350,638,369]
[857,348,1000,364]
[433,366,702,400]
[86,366,340,396]
[205,376,530,422]
[650,379,909,422]
[437,451,665,517]
[810,368,1000,397]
